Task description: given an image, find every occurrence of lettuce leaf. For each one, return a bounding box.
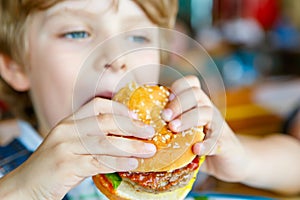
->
[105,173,122,189]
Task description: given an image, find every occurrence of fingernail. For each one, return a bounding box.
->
[170,119,181,132]
[144,143,156,153]
[145,125,155,137]
[162,109,173,121]
[128,158,138,169]
[129,111,138,120]
[193,143,202,155]
[169,93,175,101]
[198,143,208,155]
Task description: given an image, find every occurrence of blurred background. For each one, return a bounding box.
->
[173,0,300,137]
[178,0,300,78]
[175,0,300,197]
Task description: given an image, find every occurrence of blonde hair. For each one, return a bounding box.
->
[0,0,178,126]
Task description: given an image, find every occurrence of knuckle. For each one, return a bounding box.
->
[90,156,102,173]
[97,113,111,124]
[52,139,70,155]
[49,122,73,142]
[193,90,212,107]
[192,87,202,100]
[127,141,139,154]
[93,97,112,111]
[93,97,104,111]
[204,106,214,120]
[187,75,199,84]
[92,97,104,104]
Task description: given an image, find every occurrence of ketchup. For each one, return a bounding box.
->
[187,156,200,171]
[98,175,115,194]
[119,156,200,191]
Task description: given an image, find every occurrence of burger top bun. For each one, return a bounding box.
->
[113,82,205,172]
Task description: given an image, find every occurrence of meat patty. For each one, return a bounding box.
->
[118,157,200,193]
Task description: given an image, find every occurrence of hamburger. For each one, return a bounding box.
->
[93,82,205,200]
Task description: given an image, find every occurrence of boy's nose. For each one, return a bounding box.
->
[92,50,127,72]
[104,56,127,71]
[104,62,127,71]
[101,39,128,72]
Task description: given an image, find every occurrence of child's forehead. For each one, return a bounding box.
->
[44,0,145,19]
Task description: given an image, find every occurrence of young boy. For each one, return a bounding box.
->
[0,0,300,199]
[0,0,177,199]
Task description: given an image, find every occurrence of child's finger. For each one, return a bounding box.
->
[169,75,201,96]
[162,87,212,122]
[70,97,136,120]
[94,156,139,172]
[66,114,156,157]
[168,106,213,132]
[193,139,222,156]
[74,114,155,139]
[193,113,224,156]
[77,135,156,158]
[69,155,139,176]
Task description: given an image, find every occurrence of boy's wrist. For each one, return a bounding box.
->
[235,135,257,185]
[0,173,25,199]
[0,169,40,200]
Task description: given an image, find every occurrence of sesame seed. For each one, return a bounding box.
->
[173,143,180,149]
[154,100,161,106]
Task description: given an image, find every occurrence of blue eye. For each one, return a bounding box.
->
[63,31,90,39]
[128,35,150,43]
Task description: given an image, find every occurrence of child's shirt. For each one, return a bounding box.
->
[0,120,108,200]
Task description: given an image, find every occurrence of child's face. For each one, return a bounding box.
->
[25,0,160,134]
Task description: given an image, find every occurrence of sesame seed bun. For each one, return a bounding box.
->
[113,82,205,172]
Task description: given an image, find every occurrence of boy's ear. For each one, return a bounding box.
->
[0,54,30,91]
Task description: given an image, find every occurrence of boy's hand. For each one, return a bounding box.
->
[9,98,156,200]
[162,76,250,183]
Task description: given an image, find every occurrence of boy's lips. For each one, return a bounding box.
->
[96,91,114,100]
[84,91,114,106]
